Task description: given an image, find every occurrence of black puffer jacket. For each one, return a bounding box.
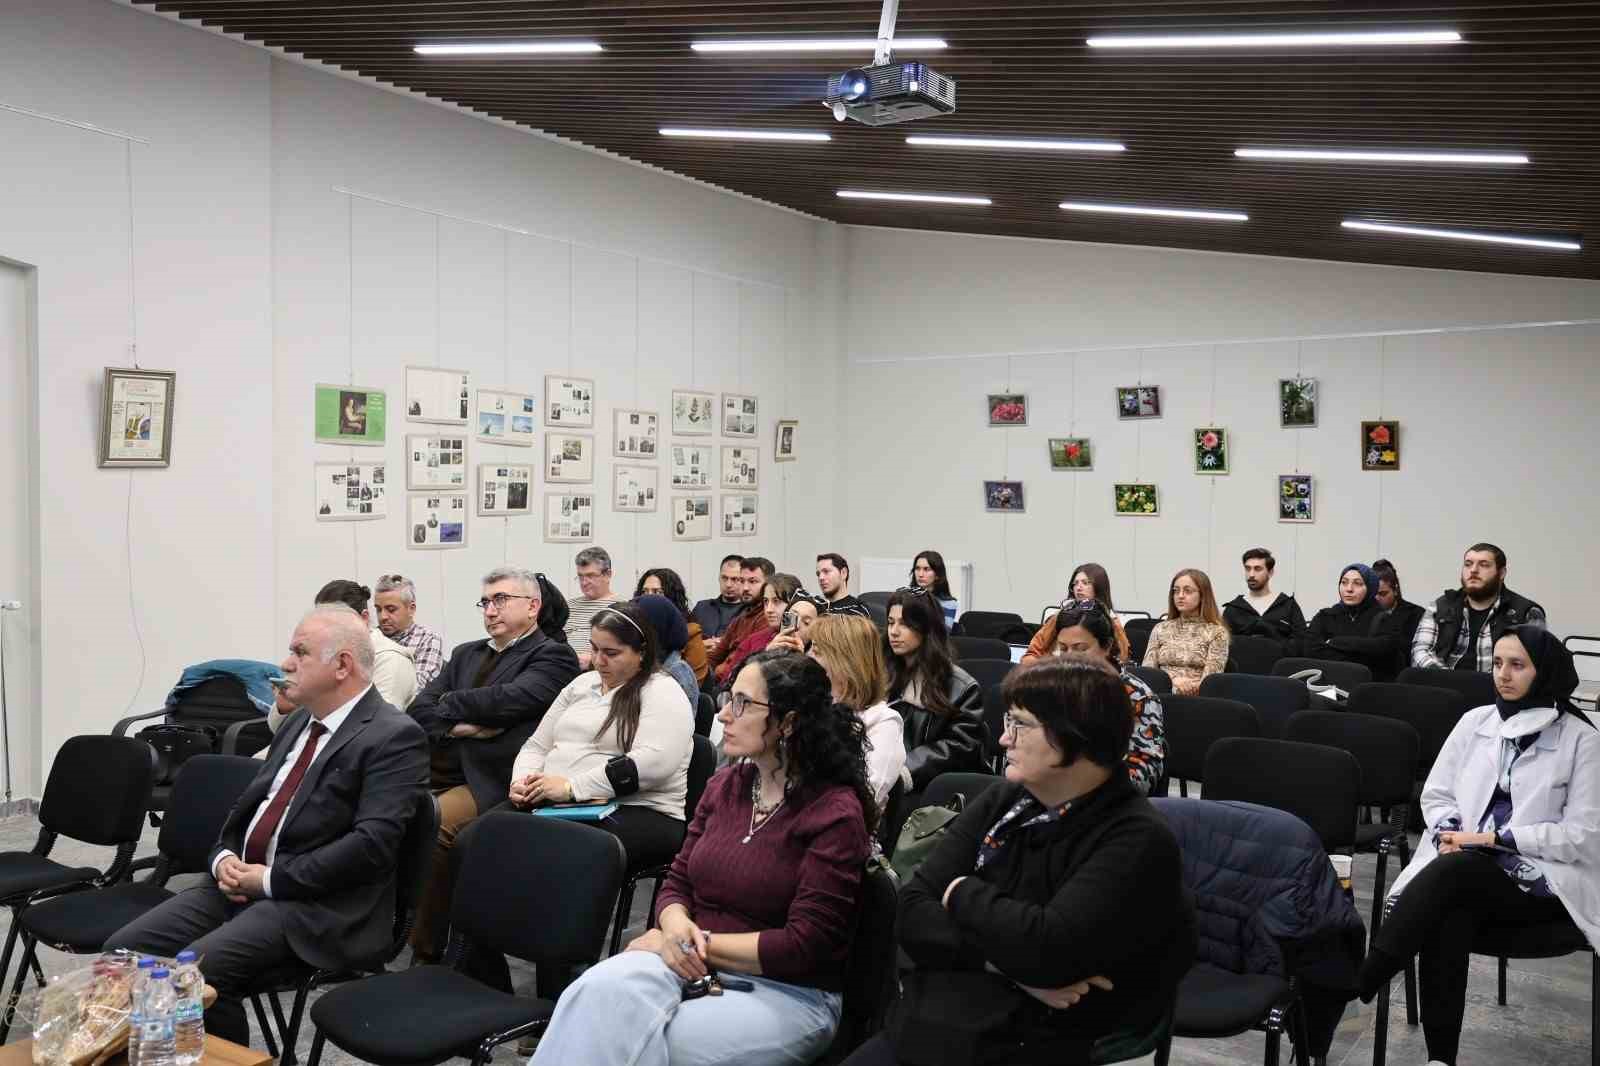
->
[895,665,986,789]
[1154,798,1366,1060]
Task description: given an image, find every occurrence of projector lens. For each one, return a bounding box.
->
[841,68,869,101]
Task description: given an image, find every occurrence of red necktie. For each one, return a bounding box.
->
[243,720,328,864]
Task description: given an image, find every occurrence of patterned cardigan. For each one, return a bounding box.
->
[1143,618,1230,695]
[1122,670,1166,795]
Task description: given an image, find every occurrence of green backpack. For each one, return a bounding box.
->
[889,793,967,884]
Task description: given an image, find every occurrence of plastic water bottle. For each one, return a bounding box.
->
[171,950,205,1065]
[139,968,177,1066]
[128,956,158,1066]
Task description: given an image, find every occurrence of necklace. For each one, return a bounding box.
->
[742,771,786,845]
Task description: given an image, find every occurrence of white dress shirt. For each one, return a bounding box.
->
[212,685,368,898]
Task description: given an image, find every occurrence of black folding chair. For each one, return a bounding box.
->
[1396,666,1496,711]
[950,635,1011,661]
[1284,711,1419,942]
[306,812,625,1066]
[1203,738,1360,857]
[608,735,717,955]
[954,611,1025,640]
[812,864,900,1064]
[960,657,1014,691]
[0,736,155,1014]
[1129,665,1173,695]
[1200,674,1311,739]
[1347,683,1466,781]
[1124,618,1159,664]
[245,790,439,1065]
[922,771,1000,811]
[0,754,253,1042]
[1161,696,1259,797]
[1272,657,1373,693]
[980,683,1008,772]
[694,692,716,737]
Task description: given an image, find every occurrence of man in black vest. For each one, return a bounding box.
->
[1410,542,1545,673]
[1221,547,1307,652]
[405,565,580,961]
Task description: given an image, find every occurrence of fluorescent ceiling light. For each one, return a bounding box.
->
[1061,201,1247,222]
[690,38,947,54]
[1341,220,1580,251]
[1238,147,1527,165]
[660,128,831,143]
[414,41,603,56]
[907,135,1125,153]
[838,190,990,206]
[1087,29,1461,49]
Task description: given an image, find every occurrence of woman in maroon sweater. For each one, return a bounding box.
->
[531,650,876,1066]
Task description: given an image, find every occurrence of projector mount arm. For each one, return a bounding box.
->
[874,0,900,65]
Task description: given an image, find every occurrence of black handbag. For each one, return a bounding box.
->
[135,723,218,785]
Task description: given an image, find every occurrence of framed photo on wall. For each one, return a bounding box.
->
[476,389,536,447]
[983,480,1025,513]
[774,419,798,462]
[1048,437,1092,470]
[614,409,660,459]
[613,464,658,513]
[670,442,713,488]
[407,434,467,490]
[721,393,758,438]
[545,375,595,428]
[1362,421,1400,471]
[314,461,387,521]
[406,366,470,425]
[1278,474,1314,523]
[545,432,594,484]
[313,382,385,448]
[1114,483,1160,516]
[100,368,177,467]
[721,494,758,537]
[1116,386,1162,420]
[1194,427,1229,474]
[671,389,715,436]
[478,463,533,517]
[1280,377,1318,428]
[544,492,595,542]
[407,493,467,549]
[672,495,712,542]
[987,393,1027,426]
[721,446,759,489]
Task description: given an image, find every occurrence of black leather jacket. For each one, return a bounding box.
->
[895,665,986,790]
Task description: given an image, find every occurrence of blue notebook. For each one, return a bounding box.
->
[533,802,619,822]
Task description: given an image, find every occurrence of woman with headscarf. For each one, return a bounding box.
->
[1358,625,1599,1066]
[1299,563,1402,680]
[635,593,700,705]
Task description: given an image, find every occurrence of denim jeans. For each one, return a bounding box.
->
[529,949,842,1066]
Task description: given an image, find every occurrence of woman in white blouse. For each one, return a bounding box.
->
[806,613,906,811]
[508,601,695,874]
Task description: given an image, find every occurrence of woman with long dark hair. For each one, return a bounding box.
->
[910,549,959,631]
[638,567,710,683]
[1021,563,1131,665]
[886,588,985,795]
[530,651,874,1066]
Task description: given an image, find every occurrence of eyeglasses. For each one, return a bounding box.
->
[1002,712,1040,739]
[475,593,534,611]
[726,692,772,719]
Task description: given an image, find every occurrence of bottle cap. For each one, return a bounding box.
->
[175,950,197,964]
[138,958,157,969]
[151,967,171,980]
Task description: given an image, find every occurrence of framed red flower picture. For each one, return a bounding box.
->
[1361,420,1400,471]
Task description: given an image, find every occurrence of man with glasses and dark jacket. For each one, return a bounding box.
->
[405,566,580,962]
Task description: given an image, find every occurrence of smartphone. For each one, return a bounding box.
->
[780,610,797,632]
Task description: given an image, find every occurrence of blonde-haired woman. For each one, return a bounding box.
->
[1143,568,1230,695]
[807,614,906,810]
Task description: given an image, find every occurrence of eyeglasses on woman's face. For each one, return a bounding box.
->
[726,691,772,719]
[1002,712,1041,739]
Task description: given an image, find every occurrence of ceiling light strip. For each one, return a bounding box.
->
[1238,148,1527,165]
[907,135,1125,153]
[414,41,603,55]
[1087,29,1461,49]
[660,127,831,142]
[690,37,947,53]
[1061,201,1247,222]
[838,190,991,206]
[1341,220,1580,251]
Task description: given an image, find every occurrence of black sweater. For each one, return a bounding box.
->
[1301,600,1401,680]
[898,775,1196,1061]
[1222,592,1307,646]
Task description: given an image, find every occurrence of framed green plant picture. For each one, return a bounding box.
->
[1280,377,1317,427]
[1114,483,1159,516]
[1194,427,1229,474]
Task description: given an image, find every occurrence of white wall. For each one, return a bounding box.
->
[838,227,1600,632]
[0,262,38,802]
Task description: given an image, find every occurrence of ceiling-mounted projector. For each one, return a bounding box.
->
[824,61,956,125]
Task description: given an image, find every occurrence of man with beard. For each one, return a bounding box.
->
[704,556,774,676]
[1221,547,1306,652]
[1411,543,1545,672]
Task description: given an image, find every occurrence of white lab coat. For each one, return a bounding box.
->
[1388,703,1600,950]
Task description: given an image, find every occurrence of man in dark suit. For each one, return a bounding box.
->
[107,605,429,1046]
[405,565,581,961]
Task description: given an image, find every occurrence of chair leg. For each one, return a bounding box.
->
[1589,952,1596,1066]
[0,934,40,1044]
[1374,966,1390,1066]
[250,995,280,1058]
[307,1027,327,1066]
[1369,841,1391,952]
[1498,956,1509,1006]
[1262,1024,1280,1066]
[0,910,22,1007]
[608,877,639,957]
[1403,958,1417,1026]
[279,986,311,1066]
[1153,1032,1172,1066]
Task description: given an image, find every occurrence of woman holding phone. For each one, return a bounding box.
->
[713,573,801,687]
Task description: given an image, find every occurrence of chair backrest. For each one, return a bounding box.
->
[156,755,261,874]
[955,611,1024,640]
[1347,682,1468,778]
[1127,665,1173,695]
[828,864,900,1059]
[858,591,893,612]
[1273,657,1374,691]
[1203,737,1361,852]
[1227,635,1284,676]
[1284,710,1419,808]
[685,734,717,820]
[1161,696,1259,783]
[1198,673,1311,739]
[452,811,625,971]
[950,635,1011,662]
[392,790,442,955]
[694,692,716,737]
[960,657,1014,691]
[1123,618,1159,663]
[40,735,156,846]
[1396,666,1497,711]
[979,683,1008,765]
[922,771,1000,811]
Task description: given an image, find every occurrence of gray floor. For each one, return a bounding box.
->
[0,806,1590,1066]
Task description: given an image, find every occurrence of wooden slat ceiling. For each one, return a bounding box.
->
[136,1,1600,280]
